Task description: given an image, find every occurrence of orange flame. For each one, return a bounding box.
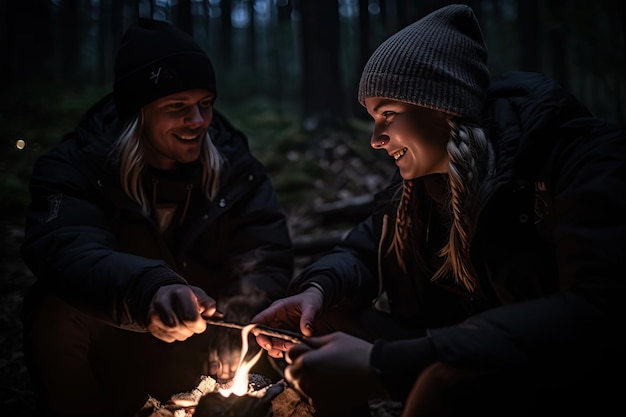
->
[218,323,262,397]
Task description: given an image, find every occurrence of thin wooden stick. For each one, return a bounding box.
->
[203,317,303,344]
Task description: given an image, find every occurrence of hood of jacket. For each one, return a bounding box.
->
[484,71,596,183]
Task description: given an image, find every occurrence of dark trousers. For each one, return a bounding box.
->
[21,289,279,417]
[311,307,625,417]
[401,360,624,417]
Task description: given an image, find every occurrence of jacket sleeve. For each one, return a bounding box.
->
[288,216,381,310]
[20,139,187,330]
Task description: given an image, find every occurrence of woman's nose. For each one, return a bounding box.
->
[371,134,389,149]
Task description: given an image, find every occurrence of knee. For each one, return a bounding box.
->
[402,363,454,415]
[401,362,491,417]
[402,362,540,417]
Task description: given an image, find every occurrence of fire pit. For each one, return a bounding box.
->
[137,322,315,417]
[137,374,314,417]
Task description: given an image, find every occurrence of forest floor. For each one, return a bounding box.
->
[0,125,397,416]
[0,214,37,416]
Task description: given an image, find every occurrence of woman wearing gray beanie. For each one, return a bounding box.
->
[253,4,626,416]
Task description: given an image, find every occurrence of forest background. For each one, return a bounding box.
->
[1,0,625,415]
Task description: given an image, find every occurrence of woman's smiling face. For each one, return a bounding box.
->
[364,97,450,180]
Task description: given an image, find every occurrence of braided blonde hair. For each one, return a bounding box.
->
[386,179,415,273]
[111,117,224,217]
[388,117,493,293]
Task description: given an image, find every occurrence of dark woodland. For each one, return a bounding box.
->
[1,0,625,415]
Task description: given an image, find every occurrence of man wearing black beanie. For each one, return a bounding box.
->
[21,18,293,417]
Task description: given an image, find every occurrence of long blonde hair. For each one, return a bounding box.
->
[388,117,494,293]
[111,117,224,216]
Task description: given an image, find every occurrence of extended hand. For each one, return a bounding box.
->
[147,284,217,342]
[251,287,324,357]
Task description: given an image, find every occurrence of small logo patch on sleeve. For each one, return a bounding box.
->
[46,194,63,222]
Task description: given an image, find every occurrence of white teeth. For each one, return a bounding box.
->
[393,148,407,160]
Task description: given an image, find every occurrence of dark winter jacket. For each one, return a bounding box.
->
[21,94,293,330]
[289,71,626,397]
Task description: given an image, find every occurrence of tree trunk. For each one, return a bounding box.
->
[178,0,193,34]
[298,0,347,132]
[518,0,542,72]
[353,0,371,119]
[60,0,81,85]
[4,0,53,83]
[219,0,233,67]
[545,0,568,86]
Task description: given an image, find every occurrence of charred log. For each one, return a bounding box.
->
[193,383,284,417]
[137,374,315,417]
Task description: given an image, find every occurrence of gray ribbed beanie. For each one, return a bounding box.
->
[358,4,489,122]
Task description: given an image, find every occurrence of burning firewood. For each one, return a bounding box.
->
[193,381,284,417]
[137,374,315,417]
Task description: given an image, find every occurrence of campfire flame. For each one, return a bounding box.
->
[218,323,263,397]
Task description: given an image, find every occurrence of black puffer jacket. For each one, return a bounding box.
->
[21,94,293,329]
[290,72,626,396]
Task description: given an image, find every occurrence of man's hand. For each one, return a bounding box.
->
[147,284,217,342]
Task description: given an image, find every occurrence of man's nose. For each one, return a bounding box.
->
[185,105,204,125]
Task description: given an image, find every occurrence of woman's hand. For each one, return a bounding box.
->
[146,284,217,342]
[284,332,384,412]
[251,286,324,357]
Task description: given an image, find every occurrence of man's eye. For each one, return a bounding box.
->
[199,100,213,108]
[382,111,396,118]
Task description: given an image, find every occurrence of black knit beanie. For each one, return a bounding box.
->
[358,4,489,122]
[113,18,217,123]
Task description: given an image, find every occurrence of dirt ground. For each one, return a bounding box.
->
[0,215,37,416]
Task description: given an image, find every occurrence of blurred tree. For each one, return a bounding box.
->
[97,0,124,86]
[143,0,154,19]
[246,0,257,73]
[1,0,624,125]
[545,0,567,84]
[59,0,81,84]
[178,0,193,33]
[351,0,371,119]
[518,0,542,72]
[297,0,347,132]
[220,0,233,67]
[2,0,53,83]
